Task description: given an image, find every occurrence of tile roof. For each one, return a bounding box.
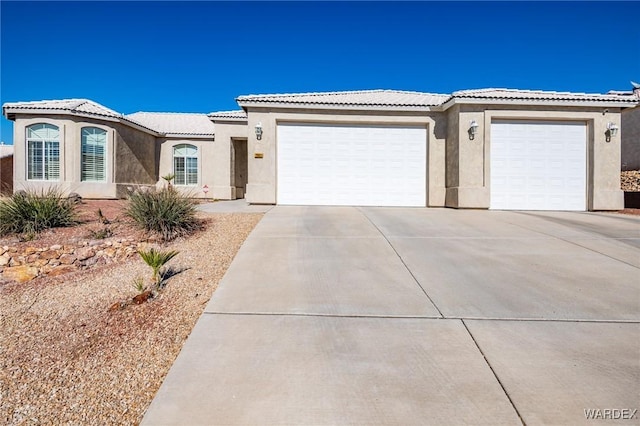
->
[207,110,248,121]
[126,112,215,136]
[2,99,124,118]
[2,98,159,133]
[451,88,639,103]
[236,89,450,109]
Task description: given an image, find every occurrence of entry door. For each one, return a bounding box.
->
[490,120,587,210]
[277,123,427,206]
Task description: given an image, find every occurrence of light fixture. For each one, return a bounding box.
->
[468,120,479,140]
[605,122,619,142]
[255,122,263,140]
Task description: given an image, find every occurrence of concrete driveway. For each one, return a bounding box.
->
[143,207,640,425]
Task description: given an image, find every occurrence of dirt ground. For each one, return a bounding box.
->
[0,200,263,425]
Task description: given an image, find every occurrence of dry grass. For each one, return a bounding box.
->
[0,211,263,425]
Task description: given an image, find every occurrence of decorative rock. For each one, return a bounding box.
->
[59,254,77,265]
[76,247,95,261]
[132,290,153,305]
[2,265,39,283]
[0,255,9,266]
[40,250,61,260]
[34,259,49,267]
[46,265,76,277]
[24,247,37,256]
[103,248,116,258]
[50,244,62,251]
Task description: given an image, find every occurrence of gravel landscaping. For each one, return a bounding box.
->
[621,170,640,191]
[0,202,262,425]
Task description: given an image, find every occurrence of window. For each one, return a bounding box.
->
[81,127,107,182]
[173,144,198,186]
[27,123,60,180]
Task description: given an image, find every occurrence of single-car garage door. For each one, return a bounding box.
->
[491,120,587,211]
[277,123,427,206]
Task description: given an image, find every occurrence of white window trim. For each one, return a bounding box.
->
[81,126,108,182]
[26,123,60,181]
[173,144,199,186]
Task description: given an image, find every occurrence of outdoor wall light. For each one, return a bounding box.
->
[468,120,479,140]
[255,122,263,140]
[605,122,619,142]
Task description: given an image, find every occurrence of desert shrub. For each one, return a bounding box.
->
[0,188,77,236]
[125,187,199,241]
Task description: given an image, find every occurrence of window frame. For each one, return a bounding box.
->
[173,144,198,186]
[26,123,60,181]
[80,126,108,182]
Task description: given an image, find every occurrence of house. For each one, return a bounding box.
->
[619,83,640,171]
[0,143,14,194]
[3,87,638,211]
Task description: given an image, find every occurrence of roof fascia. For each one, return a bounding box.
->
[163,133,215,139]
[439,97,637,111]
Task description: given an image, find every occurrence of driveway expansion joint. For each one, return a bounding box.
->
[357,207,445,318]
[461,319,527,426]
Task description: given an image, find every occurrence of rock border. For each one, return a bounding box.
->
[0,238,147,283]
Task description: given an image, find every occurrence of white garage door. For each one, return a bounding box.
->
[491,120,587,211]
[277,123,426,206]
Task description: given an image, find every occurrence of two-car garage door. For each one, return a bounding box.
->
[275,121,587,210]
[277,123,426,206]
[490,120,587,211]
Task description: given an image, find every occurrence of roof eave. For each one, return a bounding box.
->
[163,133,215,139]
[440,97,638,110]
[3,107,161,136]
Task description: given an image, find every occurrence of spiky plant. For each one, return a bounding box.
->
[0,188,77,237]
[137,247,179,290]
[125,187,199,241]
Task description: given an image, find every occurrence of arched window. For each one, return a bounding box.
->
[81,127,107,182]
[26,123,60,180]
[173,144,198,185]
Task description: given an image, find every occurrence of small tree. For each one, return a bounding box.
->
[137,247,179,291]
[161,173,175,188]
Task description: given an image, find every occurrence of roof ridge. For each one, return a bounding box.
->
[237,89,450,99]
[127,111,210,116]
[454,87,625,97]
[236,89,389,99]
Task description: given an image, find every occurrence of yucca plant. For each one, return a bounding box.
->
[125,187,199,241]
[0,188,77,237]
[137,247,179,290]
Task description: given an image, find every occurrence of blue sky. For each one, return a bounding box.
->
[1,1,639,145]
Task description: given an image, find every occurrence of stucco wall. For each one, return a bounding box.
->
[445,104,624,210]
[113,122,158,191]
[244,108,446,206]
[157,136,215,199]
[621,106,640,171]
[208,121,248,200]
[11,115,156,198]
[1,155,13,194]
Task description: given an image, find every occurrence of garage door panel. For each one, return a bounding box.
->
[491,121,586,211]
[277,123,426,206]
